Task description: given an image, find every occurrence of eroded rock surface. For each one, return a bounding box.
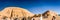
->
[0,7,34,20]
[42,10,58,20]
[0,7,58,20]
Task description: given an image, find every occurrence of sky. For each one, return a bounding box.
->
[0,0,60,14]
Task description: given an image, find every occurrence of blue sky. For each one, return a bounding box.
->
[0,0,60,14]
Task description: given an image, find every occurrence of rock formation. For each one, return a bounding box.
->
[42,10,58,20]
[0,7,58,20]
[0,7,34,20]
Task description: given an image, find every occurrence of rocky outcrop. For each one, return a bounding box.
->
[0,7,34,20]
[42,10,58,16]
[42,10,58,20]
[0,7,58,20]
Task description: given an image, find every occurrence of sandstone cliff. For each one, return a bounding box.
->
[0,7,34,20]
[42,10,58,20]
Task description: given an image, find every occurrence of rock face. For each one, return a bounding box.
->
[0,7,34,20]
[43,10,58,16]
[42,10,58,20]
[31,14,41,20]
[0,7,58,20]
